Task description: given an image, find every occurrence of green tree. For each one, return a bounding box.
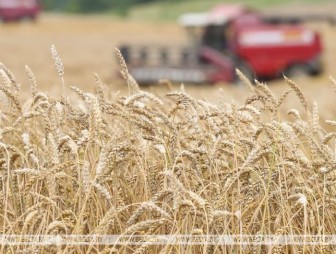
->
[41,0,163,13]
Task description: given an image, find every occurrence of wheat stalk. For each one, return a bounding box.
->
[0,51,335,253]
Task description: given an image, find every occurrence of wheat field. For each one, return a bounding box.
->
[0,45,335,253]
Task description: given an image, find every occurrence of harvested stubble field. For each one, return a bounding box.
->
[1,10,336,254]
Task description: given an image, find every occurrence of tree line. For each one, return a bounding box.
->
[41,0,162,14]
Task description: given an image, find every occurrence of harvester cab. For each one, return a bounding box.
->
[180,5,258,49]
[178,5,261,82]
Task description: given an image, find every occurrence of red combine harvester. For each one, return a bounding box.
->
[119,5,333,84]
[0,0,40,22]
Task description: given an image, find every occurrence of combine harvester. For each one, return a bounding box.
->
[0,0,40,22]
[119,4,334,84]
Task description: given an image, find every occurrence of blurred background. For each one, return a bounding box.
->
[0,0,336,110]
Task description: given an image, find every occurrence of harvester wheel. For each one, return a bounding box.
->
[21,15,36,23]
[119,46,130,64]
[307,58,323,76]
[235,61,254,85]
[285,64,308,78]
